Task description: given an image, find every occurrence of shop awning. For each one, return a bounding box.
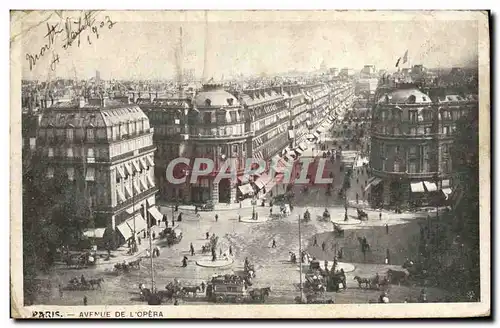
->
[254,173,271,190]
[281,147,290,155]
[147,176,155,188]
[125,163,134,176]
[83,228,106,239]
[306,120,312,126]
[410,182,425,193]
[117,189,126,203]
[237,175,250,184]
[306,134,315,140]
[124,185,133,199]
[288,130,295,139]
[442,179,451,188]
[116,165,126,179]
[148,207,163,223]
[423,181,438,192]
[146,155,155,167]
[294,147,304,155]
[85,167,95,181]
[140,179,148,192]
[442,188,453,199]
[364,177,376,191]
[127,214,148,234]
[298,142,307,151]
[132,160,141,172]
[117,221,133,241]
[133,181,141,194]
[139,158,148,170]
[371,178,382,187]
[238,183,254,195]
[313,132,320,139]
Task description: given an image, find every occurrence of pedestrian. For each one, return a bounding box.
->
[152,231,156,240]
[206,232,209,240]
[201,281,206,293]
[143,230,146,239]
[356,193,359,204]
[386,249,390,264]
[172,218,175,227]
[313,236,318,247]
[190,243,195,256]
[238,215,242,222]
[322,241,326,252]
[178,212,183,222]
[272,239,277,248]
[83,296,88,306]
[195,206,198,215]
[229,245,233,256]
[215,214,218,222]
[58,284,63,298]
[270,208,273,216]
[385,223,389,234]
[379,212,382,220]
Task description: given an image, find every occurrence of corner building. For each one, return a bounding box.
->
[368,83,476,208]
[35,97,159,247]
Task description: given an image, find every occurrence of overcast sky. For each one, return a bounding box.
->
[18,10,479,81]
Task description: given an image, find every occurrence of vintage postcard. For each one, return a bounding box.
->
[10,10,490,319]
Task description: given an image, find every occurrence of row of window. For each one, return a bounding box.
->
[253,122,288,149]
[201,110,242,125]
[378,108,468,122]
[115,170,156,205]
[376,125,456,136]
[380,158,452,174]
[39,119,150,143]
[114,156,154,183]
[191,124,246,137]
[253,110,288,132]
[46,146,106,159]
[109,135,153,158]
[251,102,282,118]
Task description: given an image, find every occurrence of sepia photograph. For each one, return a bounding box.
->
[10,9,490,318]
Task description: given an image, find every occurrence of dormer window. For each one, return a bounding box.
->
[408,95,416,104]
[205,99,212,107]
[227,98,234,106]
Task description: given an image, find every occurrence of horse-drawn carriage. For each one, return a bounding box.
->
[206,274,270,304]
[159,227,183,246]
[63,251,98,269]
[304,273,326,293]
[333,223,344,237]
[198,200,215,211]
[114,258,142,274]
[66,277,104,291]
[318,209,331,222]
[356,208,368,221]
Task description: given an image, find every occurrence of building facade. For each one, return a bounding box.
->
[140,79,355,206]
[368,83,477,208]
[35,97,160,247]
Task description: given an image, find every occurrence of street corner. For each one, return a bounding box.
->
[196,257,235,268]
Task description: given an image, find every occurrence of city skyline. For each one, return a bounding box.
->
[20,11,479,82]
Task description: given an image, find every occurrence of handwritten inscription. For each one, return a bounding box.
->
[25,11,116,71]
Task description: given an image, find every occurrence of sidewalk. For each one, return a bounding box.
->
[95,222,179,267]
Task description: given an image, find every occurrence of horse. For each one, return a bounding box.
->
[387,269,409,285]
[249,287,271,303]
[129,258,142,269]
[88,278,104,290]
[181,286,201,297]
[354,276,371,288]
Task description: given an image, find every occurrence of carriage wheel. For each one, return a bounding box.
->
[235,296,243,304]
[216,295,224,303]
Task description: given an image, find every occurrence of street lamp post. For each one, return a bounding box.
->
[298,215,305,303]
